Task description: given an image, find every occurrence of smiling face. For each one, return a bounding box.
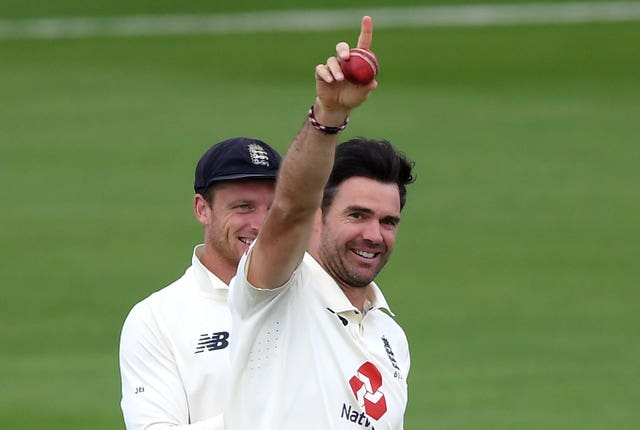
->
[195,179,276,282]
[312,176,401,290]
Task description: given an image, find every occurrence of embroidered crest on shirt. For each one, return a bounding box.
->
[381,336,401,372]
[247,143,270,166]
[348,361,387,420]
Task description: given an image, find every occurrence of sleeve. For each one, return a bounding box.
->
[118,302,224,430]
[399,329,411,380]
[228,248,295,319]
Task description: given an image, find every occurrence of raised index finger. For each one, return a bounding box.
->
[356,16,373,50]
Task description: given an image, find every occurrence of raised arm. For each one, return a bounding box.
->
[246,16,377,289]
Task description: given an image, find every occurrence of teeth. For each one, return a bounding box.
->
[354,250,376,259]
[239,238,254,245]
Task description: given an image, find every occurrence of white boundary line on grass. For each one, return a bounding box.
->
[1,2,640,39]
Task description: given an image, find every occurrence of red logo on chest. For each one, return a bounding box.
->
[348,361,387,420]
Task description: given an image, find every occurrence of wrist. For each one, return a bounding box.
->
[312,99,350,125]
[308,102,349,135]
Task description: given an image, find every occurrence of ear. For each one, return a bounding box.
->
[193,194,210,226]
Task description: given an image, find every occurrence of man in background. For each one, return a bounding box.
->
[119,137,281,429]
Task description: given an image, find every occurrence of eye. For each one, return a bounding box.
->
[348,211,364,220]
[234,203,252,213]
[382,217,399,228]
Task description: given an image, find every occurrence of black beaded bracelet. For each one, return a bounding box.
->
[307,105,349,135]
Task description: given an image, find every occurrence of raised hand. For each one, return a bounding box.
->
[314,16,378,118]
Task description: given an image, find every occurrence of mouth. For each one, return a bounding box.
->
[352,248,379,260]
[239,237,255,246]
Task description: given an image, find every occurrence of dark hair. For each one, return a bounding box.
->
[321,137,415,211]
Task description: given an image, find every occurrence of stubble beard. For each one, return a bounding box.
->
[318,231,383,289]
[207,226,243,269]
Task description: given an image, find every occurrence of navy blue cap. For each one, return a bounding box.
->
[194,137,281,194]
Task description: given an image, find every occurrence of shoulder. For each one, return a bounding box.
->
[121,267,193,327]
[232,249,308,291]
[370,310,410,355]
[375,309,408,339]
[229,251,310,318]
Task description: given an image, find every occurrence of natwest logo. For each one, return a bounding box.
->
[348,361,387,420]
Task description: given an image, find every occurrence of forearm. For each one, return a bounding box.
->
[274,99,349,218]
[245,102,347,285]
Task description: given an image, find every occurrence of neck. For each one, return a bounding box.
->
[337,282,369,313]
[309,246,373,313]
[196,245,235,285]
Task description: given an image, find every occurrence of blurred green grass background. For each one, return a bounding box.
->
[1,1,639,429]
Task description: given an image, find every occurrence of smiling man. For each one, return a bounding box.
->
[119,137,281,430]
[226,17,416,430]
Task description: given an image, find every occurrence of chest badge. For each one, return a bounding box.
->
[348,361,387,420]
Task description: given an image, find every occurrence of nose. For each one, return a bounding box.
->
[249,206,270,231]
[360,219,384,244]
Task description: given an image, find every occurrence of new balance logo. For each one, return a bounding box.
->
[195,331,230,353]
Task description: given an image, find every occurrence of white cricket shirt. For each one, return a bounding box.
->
[227,252,410,430]
[119,245,230,430]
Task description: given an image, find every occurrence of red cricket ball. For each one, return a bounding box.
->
[340,48,379,85]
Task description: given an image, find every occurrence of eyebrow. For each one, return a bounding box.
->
[346,205,373,214]
[226,199,254,208]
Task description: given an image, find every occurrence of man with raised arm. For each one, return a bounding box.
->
[226,16,415,430]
